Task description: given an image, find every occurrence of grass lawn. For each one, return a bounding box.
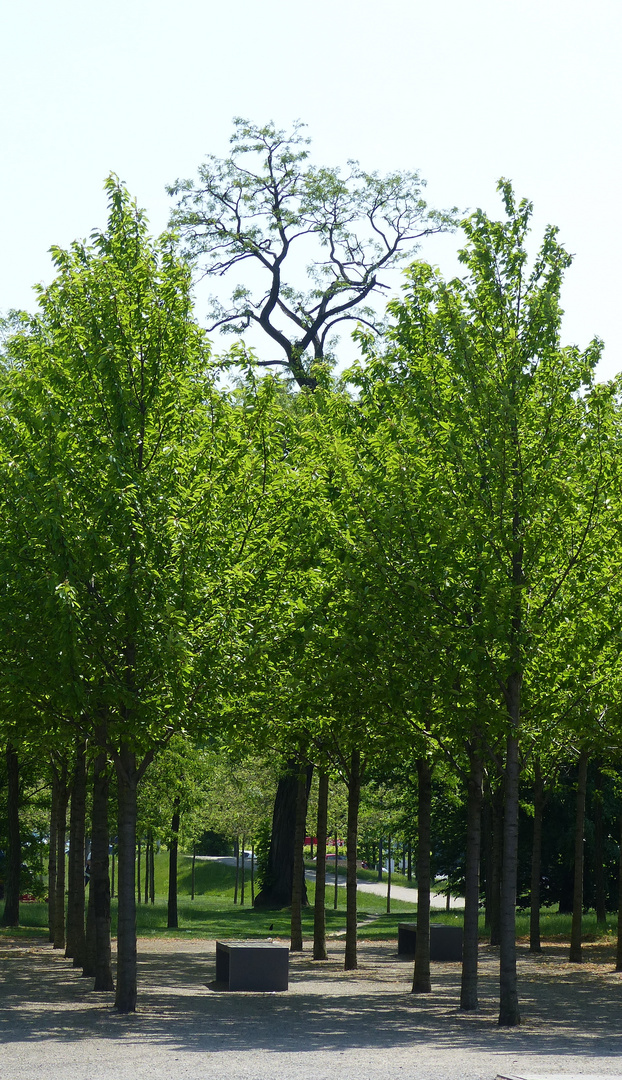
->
[3,853,619,945]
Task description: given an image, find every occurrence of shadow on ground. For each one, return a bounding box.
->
[1,937,621,1067]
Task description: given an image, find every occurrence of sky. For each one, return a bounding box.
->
[2,0,621,380]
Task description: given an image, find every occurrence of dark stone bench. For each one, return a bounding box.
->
[398,923,463,961]
[215,940,289,991]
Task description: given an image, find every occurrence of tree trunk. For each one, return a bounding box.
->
[313,771,329,960]
[529,759,544,953]
[137,837,142,904]
[84,749,114,991]
[291,769,309,950]
[114,743,139,1013]
[386,835,392,915]
[240,835,246,906]
[498,724,521,1027]
[53,762,69,949]
[593,765,607,927]
[254,763,310,908]
[344,748,361,971]
[616,814,622,971]
[233,838,240,905]
[334,832,339,909]
[1,743,20,927]
[66,739,87,967]
[48,770,59,942]
[167,796,180,929]
[460,745,483,1011]
[412,757,432,993]
[145,832,151,905]
[569,749,589,963]
[191,842,196,901]
[251,845,255,905]
[489,784,503,946]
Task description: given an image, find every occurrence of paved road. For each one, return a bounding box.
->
[305,869,465,909]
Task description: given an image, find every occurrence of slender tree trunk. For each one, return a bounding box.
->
[114,743,139,1013]
[313,771,329,960]
[53,762,69,949]
[569,749,589,963]
[529,759,544,953]
[616,814,622,971]
[233,838,240,905]
[344,749,361,971]
[1,743,20,927]
[137,837,142,905]
[85,748,114,991]
[240,835,246,906]
[291,770,309,951]
[460,745,483,1010]
[593,765,607,927]
[254,763,310,908]
[66,739,87,967]
[145,832,151,905]
[111,848,115,899]
[412,757,432,993]
[334,832,339,909]
[150,836,155,904]
[489,784,503,946]
[498,722,521,1026]
[191,842,196,901]
[48,772,59,942]
[167,796,180,929]
[386,835,392,915]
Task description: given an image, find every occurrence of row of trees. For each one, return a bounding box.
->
[2,121,622,1026]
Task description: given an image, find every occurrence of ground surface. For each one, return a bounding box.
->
[1,935,621,1080]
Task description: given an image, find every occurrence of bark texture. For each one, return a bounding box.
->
[460,746,482,1010]
[529,759,544,953]
[290,769,309,951]
[344,749,361,971]
[66,739,87,967]
[254,763,310,908]
[498,727,521,1026]
[167,796,180,929]
[1,743,20,927]
[114,743,139,1012]
[569,749,589,963]
[48,773,58,943]
[412,757,432,993]
[89,749,114,991]
[313,771,329,960]
[53,762,69,949]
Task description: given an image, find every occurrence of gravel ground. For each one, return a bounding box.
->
[1,935,622,1080]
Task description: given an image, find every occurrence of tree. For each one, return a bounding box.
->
[351,181,614,1024]
[168,118,452,390]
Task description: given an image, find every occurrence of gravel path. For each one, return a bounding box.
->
[1,935,621,1080]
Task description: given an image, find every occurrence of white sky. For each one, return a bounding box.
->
[2,0,621,380]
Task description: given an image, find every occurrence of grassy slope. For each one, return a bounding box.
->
[5,852,619,943]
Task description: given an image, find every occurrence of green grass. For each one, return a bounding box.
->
[2,855,618,944]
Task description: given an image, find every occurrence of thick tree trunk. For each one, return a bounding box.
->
[291,769,309,951]
[498,724,521,1027]
[53,762,69,949]
[48,772,59,942]
[1,743,20,927]
[569,749,589,963]
[254,763,310,908]
[460,745,483,1010]
[529,759,544,953]
[593,765,607,927]
[167,797,180,929]
[66,739,87,967]
[313,771,329,960]
[412,757,432,993]
[114,743,139,1013]
[344,748,361,971]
